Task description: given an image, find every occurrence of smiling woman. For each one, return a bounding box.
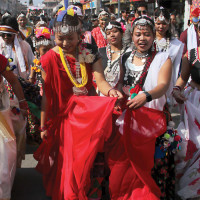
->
[98,21,127,94]
[33,7,123,200]
[107,16,174,199]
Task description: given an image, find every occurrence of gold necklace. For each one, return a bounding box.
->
[59,47,88,88]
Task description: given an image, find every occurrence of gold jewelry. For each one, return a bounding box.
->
[59,47,88,88]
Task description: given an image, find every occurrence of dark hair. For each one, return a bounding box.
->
[2,10,11,16]
[40,15,47,23]
[0,16,19,31]
[136,2,148,11]
[128,14,135,19]
[121,10,126,14]
[54,13,79,28]
[154,7,171,39]
[106,21,123,34]
[18,11,26,16]
[91,14,98,21]
[74,3,83,9]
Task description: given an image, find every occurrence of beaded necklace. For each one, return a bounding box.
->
[123,49,156,98]
[124,50,149,88]
[59,47,88,88]
[155,37,170,52]
[106,43,125,73]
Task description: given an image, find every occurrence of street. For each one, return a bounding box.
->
[11,144,51,200]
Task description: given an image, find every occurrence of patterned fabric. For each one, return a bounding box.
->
[175,86,200,199]
[123,50,156,95]
[91,27,107,48]
[18,77,41,108]
[152,104,175,200]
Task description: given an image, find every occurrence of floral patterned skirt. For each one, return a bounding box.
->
[151,104,180,200]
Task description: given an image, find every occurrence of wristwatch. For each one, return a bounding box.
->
[144,91,152,102]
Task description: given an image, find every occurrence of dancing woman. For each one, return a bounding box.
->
[107,16,173,200]
[173,44,200,199]
[34,8,123,200]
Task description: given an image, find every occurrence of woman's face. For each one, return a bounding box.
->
[55,32,79,54]
[155,20,169,36]
[132,25,154,53]
[99,15,109,30]
[18,17,27,27]
[106,27,122,46]
[1,33,15,45]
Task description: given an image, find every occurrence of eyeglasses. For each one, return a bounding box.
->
[0,33,13,38]
[137,10,147,16]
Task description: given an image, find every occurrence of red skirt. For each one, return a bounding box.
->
[34,96,117,200]
[107,106,167,200]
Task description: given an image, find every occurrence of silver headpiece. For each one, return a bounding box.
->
[105,22,122,31]
[98,11,109,19]
[35,39,52,47]
[53,23,81,34]
[154,8,170,24]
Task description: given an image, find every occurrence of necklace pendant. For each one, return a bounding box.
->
[73,86,88,96]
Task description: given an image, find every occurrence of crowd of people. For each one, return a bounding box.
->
[0,1,200,200]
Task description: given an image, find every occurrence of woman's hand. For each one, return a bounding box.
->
[126,93,146,109]
[109,89,124,100]
[172,90,187,104]
[41,130,47,140]
[19,101,28,119]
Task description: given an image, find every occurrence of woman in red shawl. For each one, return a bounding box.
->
[34,8,123,200]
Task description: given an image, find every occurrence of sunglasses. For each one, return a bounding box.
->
[137,10,147,16]
[0,33,13,38]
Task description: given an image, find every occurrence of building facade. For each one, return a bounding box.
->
[43,0,62,16]
[0,0,20,15]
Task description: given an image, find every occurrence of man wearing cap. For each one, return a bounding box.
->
[91,11,109,48]
[180,8,200,56]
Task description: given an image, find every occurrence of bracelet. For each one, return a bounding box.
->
[173,86,181,91]
[107,88,115,96]
[143,91,152,102]
[18,99,26,103]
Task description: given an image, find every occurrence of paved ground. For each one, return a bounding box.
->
[11,145,51,200]
[11,106,181,200]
